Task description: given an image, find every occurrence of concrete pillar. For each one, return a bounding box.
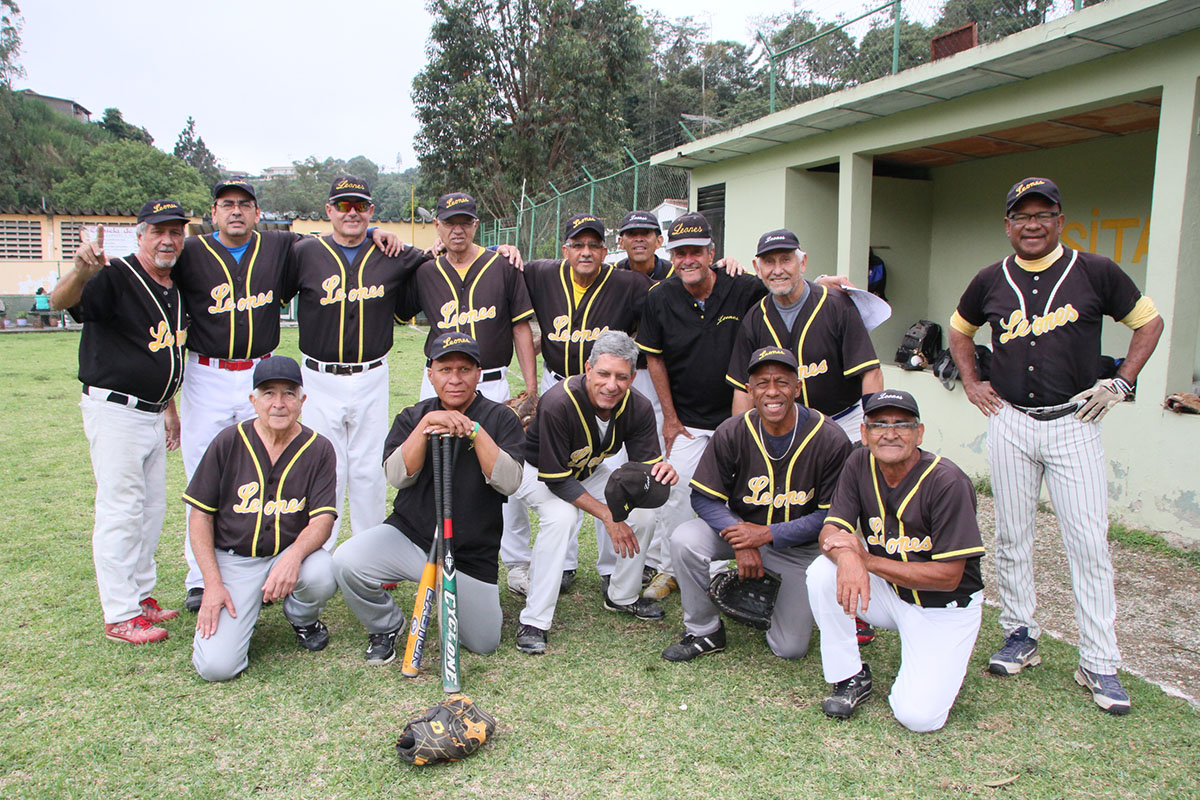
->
[1140,75,1200,399]
[837,153,873,286]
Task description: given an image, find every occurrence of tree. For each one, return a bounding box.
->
[934,0,1054,43]
[0,0,23,88]
[99,107,154,145]
[853,17,932,85]
[52,139,209,212]
[173,116,221,185]
[412,0,648,216]
[0,87,108,207]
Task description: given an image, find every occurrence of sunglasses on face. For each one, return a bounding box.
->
[331,200,370,214]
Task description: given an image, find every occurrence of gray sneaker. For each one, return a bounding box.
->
[560,569,577,594]
[822,664,873,719]
[506,563,530,596]
[1075,667,1131,715]
[516,623,548,655]
[988,627,1041,675]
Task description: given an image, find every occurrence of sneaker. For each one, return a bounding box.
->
[139,597,178,623]
[662,624,726,662]
[381,582,399,590]
[822,664,873,719]
[292,620,330,652]
[604,591,665,620]
[856,617,875,646]
[560,569,577,594]
[506,563,530,596]
[642,572,678,601]
[104,614,169,644]
[1075,667,1131,715]
[988,627,1041,675]
[641,565,656,588]
[516,623,548,655]
[365,628,401,665]
[183,587,204,613]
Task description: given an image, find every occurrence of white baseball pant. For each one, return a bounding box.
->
[516,462,655,630]
[988,402,1119,673]
[300,358,390,549]
[807,555,982,732]
[180,353,263,590]
[648,424,713,576]
[80,395,167,624]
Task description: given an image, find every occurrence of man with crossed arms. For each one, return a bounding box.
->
[807,389,984,732]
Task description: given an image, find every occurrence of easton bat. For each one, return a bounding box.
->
[400,433,444,677]
[440,434,461,693]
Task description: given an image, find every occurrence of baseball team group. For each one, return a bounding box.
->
[49,172,1162,731]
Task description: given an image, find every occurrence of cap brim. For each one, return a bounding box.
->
[1006,190,1058,211]
[665,237,711,250]
[329,192,372,202]
[436,211,478,221]
[619,223,661,233]
[143,213,190,225]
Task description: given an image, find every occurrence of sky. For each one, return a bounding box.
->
[15,0,878,176]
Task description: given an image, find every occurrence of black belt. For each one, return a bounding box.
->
[82,385,169,414]
[424,359,503,382]
[548,369,568,383]
[1013,403,1079,422]
[304,357,385,375]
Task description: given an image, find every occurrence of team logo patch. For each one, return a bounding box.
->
[1013,179,1047,198]
[334,178,368,193]
[741,476,815,509]
[152,201,182,214]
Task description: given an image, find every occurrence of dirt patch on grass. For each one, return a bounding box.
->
[976,496,1200,706]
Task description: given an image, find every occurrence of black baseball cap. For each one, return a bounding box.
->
[617,210,661,234]
[863,389,921,418]
[1006,177,1061,213]
[328,175,372,202]
[137,200,190,225]
[429,332,481,365]
[664,212,712,250]
[253,355,303,389]
[605,462,670,523]
[748,346,798,375]
[564,213,605,240]
[436,192,479,221]
[212,179,257,202]
[755,229,801,257]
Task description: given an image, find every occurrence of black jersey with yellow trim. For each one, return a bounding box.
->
[526,374,661,485]
[182,420,338,558]
[176,230,302,360]
[824,447,983,608]
[690,406,851,529]
[410,246,534,370]
[725,281,880,415]
[281,233,424,363]
[70,253,187,404]
[523,259,650,378]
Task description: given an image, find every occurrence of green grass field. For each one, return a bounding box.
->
[0,328,1196,799]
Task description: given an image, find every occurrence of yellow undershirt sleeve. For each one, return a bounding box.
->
[949,310,980,338]
[1120,296,1159,330]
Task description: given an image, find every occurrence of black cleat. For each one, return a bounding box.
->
[662,624,726,662]
[822,664,873,719]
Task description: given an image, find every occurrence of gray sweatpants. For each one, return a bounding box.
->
[671,517,819,659]
[192,547,336,682]
[332,523,503,655]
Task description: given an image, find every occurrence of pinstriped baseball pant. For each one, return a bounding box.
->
[988,403,1120,673]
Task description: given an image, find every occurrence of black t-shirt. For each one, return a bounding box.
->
[70,253,187,404]
[825,448,984,608]
[638,270,766,429]
[383,394,526,584]
[183,421,338,557]
[955,248,1142,406]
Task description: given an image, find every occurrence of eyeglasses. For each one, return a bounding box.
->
[438,219,477,230]
[331,200,371,213]
[566,242,605,251]
[215,200,256,211]
[1007,211,1060,224]
[864,421,920,433]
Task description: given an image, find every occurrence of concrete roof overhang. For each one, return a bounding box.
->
[651,0,1200,169]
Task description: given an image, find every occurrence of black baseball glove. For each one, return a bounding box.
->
[396,694,497,766]
[707,569,781,630]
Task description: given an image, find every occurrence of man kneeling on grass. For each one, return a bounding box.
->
[185,357,339,681]
[807,389,984,732]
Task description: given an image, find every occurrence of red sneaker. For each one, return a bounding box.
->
[856,617,876,645]
[139,597,179,623]
[381,582,398,590]
[104,614,169,644]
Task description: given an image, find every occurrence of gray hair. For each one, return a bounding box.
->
[135,221,147,237]
[588,330,638,371]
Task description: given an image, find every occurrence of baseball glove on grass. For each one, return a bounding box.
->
[504,390,537,430]
[707,570,781,630]
[396,694,497,766]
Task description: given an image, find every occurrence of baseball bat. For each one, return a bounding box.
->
[440,434,462,693]
[400,433,443,677]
